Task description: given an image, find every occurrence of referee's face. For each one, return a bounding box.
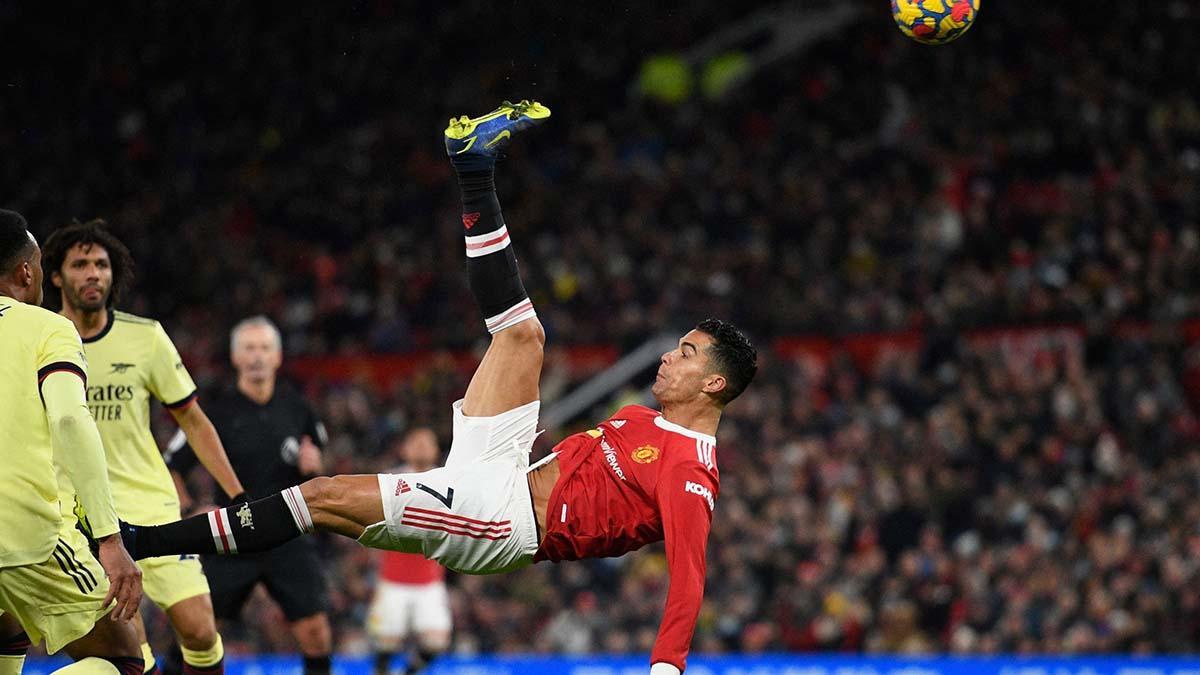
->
[231,324,282,383]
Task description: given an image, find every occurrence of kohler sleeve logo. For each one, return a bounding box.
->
[685,481,714,511]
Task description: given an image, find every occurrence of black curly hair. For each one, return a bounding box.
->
[41,219,136,309]
[0,209,35,273]
[695,318,757,405]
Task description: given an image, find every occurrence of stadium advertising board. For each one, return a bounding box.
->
[25,655,1200,675]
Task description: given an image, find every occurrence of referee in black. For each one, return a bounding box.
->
[167,316,333,675]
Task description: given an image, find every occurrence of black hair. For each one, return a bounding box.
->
[41,219,136,308]
[695,318,757,405]
[0,209,34,272]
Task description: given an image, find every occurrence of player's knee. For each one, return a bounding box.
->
[418,632,450,653]
[176,622,218,651]
[299,476,339,509]
[497,317,544,350]
[293,615,332,652]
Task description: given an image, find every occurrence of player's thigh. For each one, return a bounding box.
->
[0,530,118,656]
[260,541,328,623]
[360,463,538,575]
[462,318,544,417]
[198,556,259,622]
[446,396,540,468]
[61,612,140,660]
[140,555,210,614]
[0,611,18,633]
[411,583,452,638]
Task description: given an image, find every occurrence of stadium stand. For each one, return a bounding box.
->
[5,0,1200,659]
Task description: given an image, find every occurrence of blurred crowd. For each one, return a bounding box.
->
[7,1,1200,355]
[7,0,1200,660]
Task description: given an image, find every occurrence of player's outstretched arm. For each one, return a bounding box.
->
[42,370,143,619]
[650,463,719,675]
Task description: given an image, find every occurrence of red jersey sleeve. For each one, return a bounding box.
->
[650,458,718,672]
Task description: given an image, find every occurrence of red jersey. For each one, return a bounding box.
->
[534,405,719,672]
[379,549,445,585]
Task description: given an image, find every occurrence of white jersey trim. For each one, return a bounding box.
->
[696,439,715,470]
[654,415,716,445]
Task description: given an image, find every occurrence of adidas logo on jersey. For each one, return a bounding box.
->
[395,479,412,496]
[685,481,714,511]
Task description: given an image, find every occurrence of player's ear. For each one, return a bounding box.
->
[703,373,727,397]
[50,268,63,289]
[16,260,33,287]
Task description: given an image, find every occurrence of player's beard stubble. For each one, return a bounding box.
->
[65,280,108,312]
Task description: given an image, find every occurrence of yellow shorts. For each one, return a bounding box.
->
[140,554,210,610]
[0,526,111,654]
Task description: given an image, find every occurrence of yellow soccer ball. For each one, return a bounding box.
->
[892,0,980,45]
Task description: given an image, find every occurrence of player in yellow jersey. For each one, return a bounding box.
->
[0,209,143,675]
[42,220,246,675]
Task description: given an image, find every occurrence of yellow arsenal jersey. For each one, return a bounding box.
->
[76,309,198,525]
[0,299,90,566]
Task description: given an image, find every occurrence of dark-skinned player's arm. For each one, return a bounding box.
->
[42,367,142,620]
[650,460,719,675]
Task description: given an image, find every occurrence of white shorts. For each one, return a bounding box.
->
[366,579,451,645]
[358,399,541,575]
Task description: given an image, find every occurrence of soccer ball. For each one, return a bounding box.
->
[891,0,979,45]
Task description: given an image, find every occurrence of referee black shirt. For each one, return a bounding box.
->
[167,381,328,506]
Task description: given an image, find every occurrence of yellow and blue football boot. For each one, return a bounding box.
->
[444,99,551,158]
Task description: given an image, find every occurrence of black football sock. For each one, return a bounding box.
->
[373,653,394,675]
[302,656,332,675]
[0,631,30,657]
[453,165,502,236]
[450,163,535,334]
[0,629,29,673]
[405,649,439,674]
[126,488,314,559]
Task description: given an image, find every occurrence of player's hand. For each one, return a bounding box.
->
[96,533,143,621]
[298,435,323,475]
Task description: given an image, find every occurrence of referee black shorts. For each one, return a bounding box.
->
[201,538,329,622]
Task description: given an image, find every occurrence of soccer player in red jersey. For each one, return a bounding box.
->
[121,101,757,675]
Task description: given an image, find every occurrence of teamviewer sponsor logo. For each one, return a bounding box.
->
[600,439,627,481]
[685,481,714,511]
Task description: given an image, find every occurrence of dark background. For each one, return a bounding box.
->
[6,0,1200,657]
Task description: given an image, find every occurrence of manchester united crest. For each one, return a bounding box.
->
[632,445,661,464]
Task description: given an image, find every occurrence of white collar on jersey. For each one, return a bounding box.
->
[654,415,717,445]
